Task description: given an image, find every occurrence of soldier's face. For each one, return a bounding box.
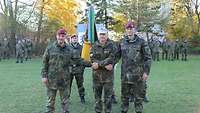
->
[71,36,78,43]
[126,28,136,37]
[57,34,66,45]
[99,33,108,45]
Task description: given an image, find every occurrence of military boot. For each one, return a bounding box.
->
[111,95,118,104]
[129,96,134,102]
[144,96,149,103]
[121,111,127,113]
[80,96,85,104]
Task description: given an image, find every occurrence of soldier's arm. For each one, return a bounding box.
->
[99,51,115,67]
[90,46,101,64]
[41,47,50,78]
[113,41,121,64]
[81,58,92,67]
[142,41,152,75]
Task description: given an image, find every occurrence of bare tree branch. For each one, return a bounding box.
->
[0,0,6,14]
[17,0,34,6]
[22,1,36,24]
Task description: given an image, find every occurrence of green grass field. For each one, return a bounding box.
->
[0,56,200,113]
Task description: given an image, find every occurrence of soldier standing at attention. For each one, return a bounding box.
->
[16,40,25,63]
[174,39,180,60]
[69,34,91,104]
[41,28,72,113]
[180,39,188,61]
[0,39,3,61]
[116,21,152,113]
[90,28,115,113]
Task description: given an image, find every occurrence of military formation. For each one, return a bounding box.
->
[15,38,33,63]
[148,38,188,61]
[0,38,10,61]
[0,36,33,63]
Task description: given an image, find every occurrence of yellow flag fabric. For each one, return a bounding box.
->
[81,41,91,61]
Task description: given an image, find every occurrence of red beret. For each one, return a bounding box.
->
[57,28,66,35]
[125,21,135,29]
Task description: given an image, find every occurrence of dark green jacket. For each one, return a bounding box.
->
[117,35,152,84]
[90,39,115,83]
[41,41,73,89]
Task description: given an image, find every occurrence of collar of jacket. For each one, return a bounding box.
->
[54,41,67,49]
[125,34,139,43]
[71,42,79,48]
[96,39,112,48]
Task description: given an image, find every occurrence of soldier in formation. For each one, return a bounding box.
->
[16,40,25,63]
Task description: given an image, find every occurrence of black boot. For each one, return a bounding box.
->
[111,95,118,104]
[129,96,134,102]
[16,61,19,63]
[121,111,127,113]
[80,96,85,104]
[144,96,149,103]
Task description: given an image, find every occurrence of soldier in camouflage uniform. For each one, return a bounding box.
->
[90,28,115,113]
[168,41,175,61]
[148,37,154,58]
[152,39,160,61]
[41,29,72,113]
[180,39,188,61]
[25,38,33,61]
[116,21,151,113]
[69,34,91,104]
[0,39,3,61]
[162,38,169,60]
[2,38,10,59]
[16,40,25,63]
[174,39,180,60]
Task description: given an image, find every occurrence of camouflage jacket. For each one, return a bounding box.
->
[26,40,33,51]
[70,42,91,74]
[16,42,25,54]
[90,39,115,83]
[41,41,73,89]
[180,42,188,51]
[117,35,152,84]
[174,41,180,52]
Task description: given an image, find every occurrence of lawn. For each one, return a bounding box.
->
[0,55,200,113]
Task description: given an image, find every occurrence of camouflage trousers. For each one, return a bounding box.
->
[25,50,32,61]
[181,50,187,61]
[174,51,179,60]
[45,87,70,113]
[69,73,85,97]
[0,50,2,61]
[121,81,145,113]
[93,82,113,113]
[162,50,168,60]
[153,52,160,61]
[16,52,24,63]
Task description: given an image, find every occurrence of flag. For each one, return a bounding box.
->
[81,5,98,61]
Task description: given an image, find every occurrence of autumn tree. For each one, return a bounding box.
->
[37,0,81,35]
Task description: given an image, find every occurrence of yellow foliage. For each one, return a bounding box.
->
[37,0,83,35]
[165,0,194,40]
[112,13,128,33]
